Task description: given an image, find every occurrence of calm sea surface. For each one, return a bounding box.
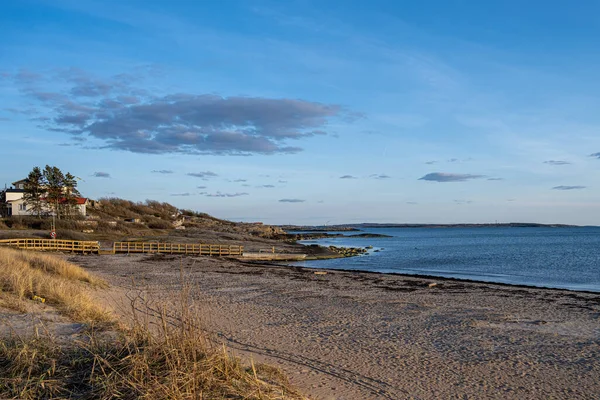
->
[293,227,600,292]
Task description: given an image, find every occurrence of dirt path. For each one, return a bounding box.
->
[72,254,600,400]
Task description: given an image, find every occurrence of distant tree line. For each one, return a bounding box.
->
[23,165,82,219]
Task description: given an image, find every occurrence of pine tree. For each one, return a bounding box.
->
[63,172,81,218]
[0,189,9,217]
[23,166,45,218]
[43,165,65,219]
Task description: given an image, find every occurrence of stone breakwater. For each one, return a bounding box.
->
[327,245,368,257]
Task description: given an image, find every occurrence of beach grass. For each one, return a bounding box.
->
[0,247,110,322]
[0,248,305,399]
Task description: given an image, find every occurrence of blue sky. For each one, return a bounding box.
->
[1,0,600,225]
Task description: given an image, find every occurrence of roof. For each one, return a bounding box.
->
[5,188,25,193]
[39,197,88,205]
[12,179,28,186]
[69,197,88,205]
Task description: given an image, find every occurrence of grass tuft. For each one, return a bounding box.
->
[0,247,110,322]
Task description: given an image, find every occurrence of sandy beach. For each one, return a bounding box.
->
[72,253,600,399]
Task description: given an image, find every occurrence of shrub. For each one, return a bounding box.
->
[146,219,173,230]
[53,229,89,241]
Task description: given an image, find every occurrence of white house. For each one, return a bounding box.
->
[4,179,88,217]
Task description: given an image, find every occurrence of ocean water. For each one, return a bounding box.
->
[293,227,600,292]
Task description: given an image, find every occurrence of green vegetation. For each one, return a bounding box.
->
[23,165,82,220]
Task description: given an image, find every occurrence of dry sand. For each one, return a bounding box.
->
[71,254,600,400]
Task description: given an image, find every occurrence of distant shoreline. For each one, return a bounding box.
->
[282,222,588,231]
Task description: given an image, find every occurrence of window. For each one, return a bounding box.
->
[19,203,27,211]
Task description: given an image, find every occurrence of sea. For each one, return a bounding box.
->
[293,227,600,292]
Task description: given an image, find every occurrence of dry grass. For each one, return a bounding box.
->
[0,317,304,399]
[0,247,110,323]
[83,308,305,398]
[0,250,306,399]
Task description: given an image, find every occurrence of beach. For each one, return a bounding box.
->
[73,254,600,399]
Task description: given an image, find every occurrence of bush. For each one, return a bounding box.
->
[147,219,172,230]
[53,229,89,241]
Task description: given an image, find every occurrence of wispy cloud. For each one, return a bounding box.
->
[339,175,357,179]
[196,186,207,189]
[187,171,218,179]
[279,198,305,203]
[419,172,485,182]
[278,180,287,183]
[14,68,42,84]
[232,179,247,182]
[552,185,586,190]
[171,192,192,196]
[152,169,174,174]
[589,152,600,159]
[369,174,391,179]
[205,192,249,197]
[453,199,473,205]
[487,177,503,181]
[425,161,437,165]
[543,160,571,165]
[257,184,275,188]
[92,171,111,178]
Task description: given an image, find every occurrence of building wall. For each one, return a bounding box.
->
[5,191,24,202]
[10,198,30,216]
[8,197,87,217]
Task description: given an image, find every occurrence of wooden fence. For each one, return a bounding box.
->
[0,238,244,257]
[112,242,243,256]
[0,238,100,253]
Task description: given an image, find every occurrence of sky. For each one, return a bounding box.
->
[1,0,600,225]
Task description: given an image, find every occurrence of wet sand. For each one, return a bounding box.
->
[72,254,600,399]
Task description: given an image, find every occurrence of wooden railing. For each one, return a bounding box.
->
[112,242,243,256]
[0,238,100,253]
[0,238,244,257]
